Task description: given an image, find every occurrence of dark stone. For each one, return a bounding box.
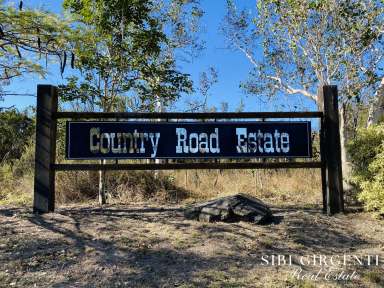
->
[184,194,273,224]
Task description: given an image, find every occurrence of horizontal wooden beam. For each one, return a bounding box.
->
[54,111,323,120]
[53,161,322,171]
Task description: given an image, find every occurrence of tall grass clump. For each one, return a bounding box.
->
[172,168,321,206]
[0,139,35,206]
[55,169,189,204]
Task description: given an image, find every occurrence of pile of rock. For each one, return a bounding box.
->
[184,194,273,224]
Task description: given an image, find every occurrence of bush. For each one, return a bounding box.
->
[0,108,34,164]
[348,124,384,215]
[358,146,384,214]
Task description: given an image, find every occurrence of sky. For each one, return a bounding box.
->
[2,0,317,113]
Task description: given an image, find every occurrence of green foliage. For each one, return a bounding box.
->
[348,124,384,214]
[0,2,73,87]
[59,0,200,112]
[359,157,384,214]
[0,109,34,164]
[348,124,384,182]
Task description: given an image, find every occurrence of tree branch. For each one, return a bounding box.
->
[233,41,317,101]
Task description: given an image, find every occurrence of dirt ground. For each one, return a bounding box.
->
[0,203,383,288]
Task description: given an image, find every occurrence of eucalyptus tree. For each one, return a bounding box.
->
[184,67,218,112]
[0,0,72,99]
[223,0,384,189]
[60,0,203,203]
[60,0,202,112]
[367,78,384,126]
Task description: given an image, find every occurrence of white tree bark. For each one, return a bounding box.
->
[340,104,353,194]
[367,77,384,127]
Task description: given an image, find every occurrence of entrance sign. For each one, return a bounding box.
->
[33,84,344,215]
[66,121,311,159]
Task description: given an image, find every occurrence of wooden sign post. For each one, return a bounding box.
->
[319,85,344,214]
[33,85,57,213]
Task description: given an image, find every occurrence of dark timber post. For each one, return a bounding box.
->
[319,85,344,214]
[33,85,58,213]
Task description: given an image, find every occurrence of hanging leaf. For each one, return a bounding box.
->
[0,26,4,38]
[61,51,67,74]
[57,53,62,74]
[71,52,75,68]
[19,1,23,11]
[37,28,41,50]
[15,45,22,58]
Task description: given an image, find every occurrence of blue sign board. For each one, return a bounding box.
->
[66,121,312,159]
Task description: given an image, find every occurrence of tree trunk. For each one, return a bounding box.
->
[367,77,384,127]
[154,95,163,179]
[339,104,353,196]
[98,159,106,205]
[98,86,109,206]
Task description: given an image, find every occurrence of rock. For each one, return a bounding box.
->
[184,194,273,224]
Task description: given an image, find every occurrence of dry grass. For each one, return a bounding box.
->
[171,169,321,206]
[55,168,321,207]
[2,164,322,209]
[55,170,99,203]
[0,175,33,206]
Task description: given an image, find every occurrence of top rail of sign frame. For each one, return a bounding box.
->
[54,111,323,120]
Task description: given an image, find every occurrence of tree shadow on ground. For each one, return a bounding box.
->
[0,204,380,287]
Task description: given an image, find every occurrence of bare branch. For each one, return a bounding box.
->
[233,40,316,101]
[266,75,316,101]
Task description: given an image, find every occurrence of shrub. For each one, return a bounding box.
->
[348,124,384,214]
[12,138,35,177]
[358,146,384,214]
[0,108,34,164]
